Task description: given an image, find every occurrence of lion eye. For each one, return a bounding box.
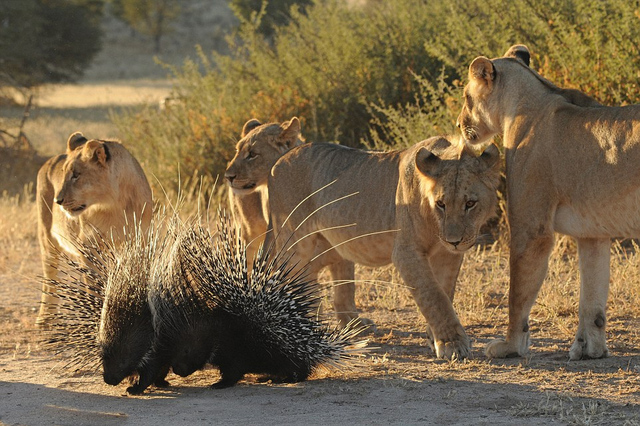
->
[71,171,80,181]
[435,200,445,210]
[465,200,477,210]
[246,151,257,160]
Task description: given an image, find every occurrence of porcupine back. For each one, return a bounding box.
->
[39,234,112,372]
[99,220,165,387]
[172,212,369,388]
[40,218,167,388]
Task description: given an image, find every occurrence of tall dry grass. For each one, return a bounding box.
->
[0,188,39,277]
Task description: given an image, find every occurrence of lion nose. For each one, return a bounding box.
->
[456,120,461,128]
[54,196,64,205]
[224,173,236,184]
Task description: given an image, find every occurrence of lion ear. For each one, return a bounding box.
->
[241,119,262,137]
[82,140,109,166]
[479,143,501,170]
[415,147,442,178]
[277,117,301,151]
[469,57,495,87]
[67,132,88,152]
[504,44,530,66]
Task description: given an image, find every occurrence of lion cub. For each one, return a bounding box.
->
[36,132,152,326]
[266,136,500,359]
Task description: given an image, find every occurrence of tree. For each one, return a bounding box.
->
[110,0,181,53]
[0,0,104,90]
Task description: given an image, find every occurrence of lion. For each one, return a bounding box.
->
[36,132,153,326]
[224,117,304,265]
[457,44,640,360]
[265,136,500,359]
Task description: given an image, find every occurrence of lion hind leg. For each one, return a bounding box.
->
[36,256,60,327]
[569,237,610,360]
[329,260,375,330]
[486,232,554,359]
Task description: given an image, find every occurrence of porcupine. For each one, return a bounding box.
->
[41,217,171,390]
[126,212,368,394]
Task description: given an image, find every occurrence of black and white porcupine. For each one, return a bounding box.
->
[41,211,367,395]
[128,212,368,394]
[41,219,170,389]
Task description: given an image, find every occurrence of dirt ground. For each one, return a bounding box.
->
[0,245,639,426]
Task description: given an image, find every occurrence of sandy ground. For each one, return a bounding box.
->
[0,248,639,426]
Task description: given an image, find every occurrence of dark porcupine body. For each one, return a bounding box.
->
[141,213,368,391]
[41,220,170,391]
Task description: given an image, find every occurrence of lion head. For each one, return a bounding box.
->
[456,45,532,145]
[54,132,118,217]
[415,137,501,252]
[225,117,303,195]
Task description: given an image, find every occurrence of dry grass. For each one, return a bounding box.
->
[2,174,639,423]
[0,4,639,423]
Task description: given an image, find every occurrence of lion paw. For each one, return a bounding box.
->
[569,336,608,361]
[485,338,526,359]
[339,315,377,334]
[433,327,470,360]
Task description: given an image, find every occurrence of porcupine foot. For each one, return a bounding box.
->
[210,367,243,389]
[153,364,171,388]
[126,355,166,395]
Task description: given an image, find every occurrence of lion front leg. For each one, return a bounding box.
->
[393,245,469,359]
[569,237,610,360]
[423,250,464,351]
[486,231,554,359]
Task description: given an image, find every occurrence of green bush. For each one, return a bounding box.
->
[115,0,640,193]
[114,0,451,190]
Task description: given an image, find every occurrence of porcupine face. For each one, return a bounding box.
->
[101,314,154,385]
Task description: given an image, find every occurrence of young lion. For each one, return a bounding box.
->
[265,136,500,359]
[224,117,304,265]
[457,44,638,360]
[36,132,152,326]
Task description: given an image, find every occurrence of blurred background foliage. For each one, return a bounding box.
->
[4,0,640,192]
[114,0,640,190]
[0,0,104,91]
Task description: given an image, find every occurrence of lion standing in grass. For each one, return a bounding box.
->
[457,44,639,360]
[36,132,152,326]
[224,118,304,265]
[265,136,500,359]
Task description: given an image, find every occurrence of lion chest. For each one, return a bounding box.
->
[50,206,82,257]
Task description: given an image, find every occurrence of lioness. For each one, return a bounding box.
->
[36,132,153,325]
[225,118,304,265]
[457,44,639,360]
[266,136,500,359]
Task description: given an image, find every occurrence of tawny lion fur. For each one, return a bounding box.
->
[225,118,304,265]
[36,132,152,325]
[265,136,500,359]
[457,44,637,360]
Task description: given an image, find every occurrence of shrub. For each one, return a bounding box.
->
[114,0,450,190]
[116,0,640,192]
